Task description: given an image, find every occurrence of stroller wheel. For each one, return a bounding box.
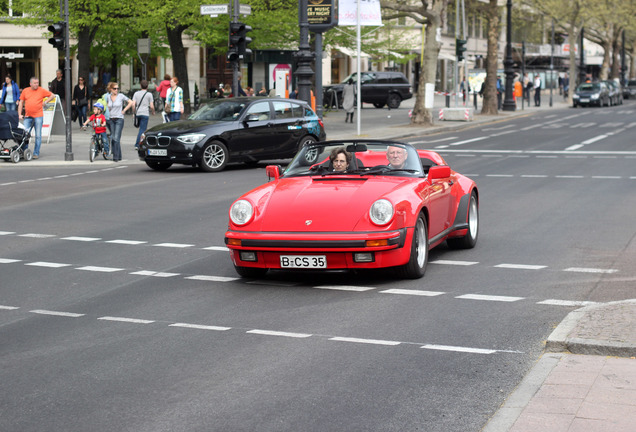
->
[10,150,20,163]
[23,148,33,161]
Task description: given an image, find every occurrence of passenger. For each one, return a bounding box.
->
[329,147,351,172]
[386,145,408,169]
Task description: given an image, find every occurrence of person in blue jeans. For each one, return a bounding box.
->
[106,83,133,162]
[132,79,155,149]
[0,74,21,112]
[17,77,55,159]
[165,76,184,122]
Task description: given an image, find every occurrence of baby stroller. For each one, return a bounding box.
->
[0,111,33,163]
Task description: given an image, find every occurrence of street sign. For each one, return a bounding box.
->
[200,4,229,15]
[239,4,251,15]
[137,38,151,55]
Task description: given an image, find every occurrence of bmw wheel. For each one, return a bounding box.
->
[397,214,428,279]
[200,140,228,172]
[447,191,479,249]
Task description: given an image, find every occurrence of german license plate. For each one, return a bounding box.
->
[280,255,327,269]
[148,149,167,156]
[580,98,590,103]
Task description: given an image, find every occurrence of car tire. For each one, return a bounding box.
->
[145,160,173,171]
[200,140,228,172]
[234,265,268,278]
[373,103,386,109]
[396,214,428,279]
[447,191,479,249]
[298,135,319,163]
[387,93,402,109]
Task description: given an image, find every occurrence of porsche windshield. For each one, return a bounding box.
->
[188,100,247,121]
[284,142,424,178]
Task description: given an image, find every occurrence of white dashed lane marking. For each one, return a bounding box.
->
[315,285,375,292]
[97,316,155,324]
[76,266,125,273]
[380,289,445,297]
[456,294,525,302]
[30,309,85,318]
[61,236,102,242]
[153,243,195,248]
[25,261,72,268]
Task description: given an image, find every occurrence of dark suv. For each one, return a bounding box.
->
[323,71,413,109]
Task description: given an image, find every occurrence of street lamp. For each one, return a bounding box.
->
[502,0,516,111]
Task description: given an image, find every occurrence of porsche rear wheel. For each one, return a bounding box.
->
[234,266,268,278]
[447,191,479,249]
[397,215,428,279]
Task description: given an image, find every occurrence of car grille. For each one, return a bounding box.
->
[146,136,171,147]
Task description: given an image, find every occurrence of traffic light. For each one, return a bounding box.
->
[227,22,241,62]
[456,38,467,62]
[48,21,66,51]
[237,23,252,57]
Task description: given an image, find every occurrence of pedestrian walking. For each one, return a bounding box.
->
[155,74,171,107]
[562,73,569,100]
[72,76,89,127]
[49,69,66,114]
[523,73,532,103]
[106,82,134,162]
[460,77,470,104]
[16,77,55,159]
[165,76,184,122]
[534,74,542,106]
[496,77,503,110]
[132,79,155,149]
[0,74,20,112]
[342,79,355,123]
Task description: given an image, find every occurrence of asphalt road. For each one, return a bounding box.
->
[1,101,635,432]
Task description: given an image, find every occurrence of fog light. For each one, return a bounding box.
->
[353,252,374,263]
[240,251,257,262]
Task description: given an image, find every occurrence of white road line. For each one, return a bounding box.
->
[486,174,514,178]
[97,316,155,324]
[247,329,312,338]
[329,337,400,346]
[491,130,517,137]
[0,231,15,235]
[430,259,479,266]
[153,243,195,248]
[76,266,124,273]
[25,261,72,268]
[450,136,488,146]
[582,135,609,144]
[563,267,618,274]
[105,239,148,245]
[30,309,84,318]
[0,182,17,186]
[564,144,584,151]
[202,246,230,251]
[410,136,458,144]
[456,294,525,302]
[556,175,584,179]
[591,176,622,179]
[520,175,548,178]
[61,236,101,242]
[130,270,180,277]
[380,289,445,296]
[185,275,239,282]
[482,124,515,131]
[0,258,21,263]
[19,233,56,238]
[537,299,599,307]
[421,344,497,355]
[314,285,375,292]
[494,263,547,270]
[170,323,231,331]
[0,305,20,310]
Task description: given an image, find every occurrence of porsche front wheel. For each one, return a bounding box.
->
[447,191,479,249]
[397,215,428,279]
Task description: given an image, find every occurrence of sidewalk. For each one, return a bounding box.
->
[1,94,570,167]
[482,300,636,432]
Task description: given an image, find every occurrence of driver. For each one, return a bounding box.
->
[386,145,408,169]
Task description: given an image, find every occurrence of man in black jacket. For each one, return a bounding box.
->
[50,69,66,114]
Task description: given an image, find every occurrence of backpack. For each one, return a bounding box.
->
[97,93,110,120]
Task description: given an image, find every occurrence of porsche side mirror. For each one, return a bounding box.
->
[428,165,451,180]
[266,165,282,180]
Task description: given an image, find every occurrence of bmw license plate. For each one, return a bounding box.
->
[148,149,167,156]
[280,255,327,269]
[580,98,590,103]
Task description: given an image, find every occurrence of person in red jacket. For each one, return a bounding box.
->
[155,74,171,107]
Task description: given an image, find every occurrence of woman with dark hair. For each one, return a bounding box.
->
[0,74,20,112]
[72,76,89,126]
[132,79,155,148]
[329,147,351,172]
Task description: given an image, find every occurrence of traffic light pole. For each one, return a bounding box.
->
[62,0,73,160]
[231,0,240,97]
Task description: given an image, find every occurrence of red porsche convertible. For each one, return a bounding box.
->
[225,140,478,279]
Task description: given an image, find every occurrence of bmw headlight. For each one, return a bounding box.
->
[176,133,206,144]
[573,94,579,99]
[230,200,254,225]
[369,199,394,225]
[591,93,599,100]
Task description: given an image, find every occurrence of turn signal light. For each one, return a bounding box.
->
[227,238,242,246]
[365,239,388,247]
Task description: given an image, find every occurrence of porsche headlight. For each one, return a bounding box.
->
[369,199,394,225]
[176,133,206,144]
[230,200,254,225]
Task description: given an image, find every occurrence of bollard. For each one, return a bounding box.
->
[473,92,478,110]
[445,94,450,108]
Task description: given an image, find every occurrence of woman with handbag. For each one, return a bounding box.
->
[164,77,184,122]
[72,77,89,126]
[132,79,155,149]
[106,83,134,162]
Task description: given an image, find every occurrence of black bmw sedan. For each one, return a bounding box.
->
[138,97,327,172]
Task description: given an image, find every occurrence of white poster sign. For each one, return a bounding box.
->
[338,0,382,26]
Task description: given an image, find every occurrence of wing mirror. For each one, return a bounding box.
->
[266,165,282,180]
[428,165,451,180]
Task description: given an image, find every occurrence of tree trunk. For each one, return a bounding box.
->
[599,40,611,80]
[166,23,191,115]
[609,33,621,79]
[481,0,500,115]
[567,22,581,105]
[410,13,442,125]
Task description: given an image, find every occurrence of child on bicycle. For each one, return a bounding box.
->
[83,102,109,155]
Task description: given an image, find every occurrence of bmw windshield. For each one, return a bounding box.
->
[188,99,248,121]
